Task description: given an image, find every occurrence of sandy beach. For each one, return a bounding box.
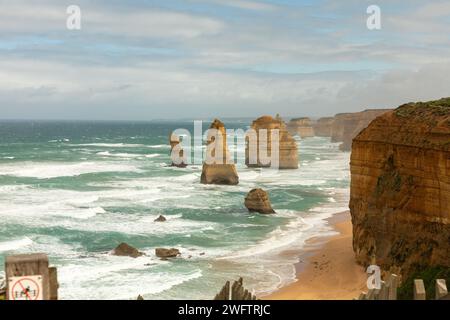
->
[264,211,367,300]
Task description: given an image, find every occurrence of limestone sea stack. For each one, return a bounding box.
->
[201,119,239,185]
[349,98,450,278]
[313,117,334,137]
[169,133,187,167]
[246,115,298,169]
[331,109,391,151]
[287,117,315,138]
[244,188,275,214]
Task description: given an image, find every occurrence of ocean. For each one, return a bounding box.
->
[0,120,350,300]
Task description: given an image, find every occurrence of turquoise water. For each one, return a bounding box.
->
[0,120,350,300]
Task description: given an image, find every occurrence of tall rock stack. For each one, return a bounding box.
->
[313,117,334,137]
[169,133,187,167]
[287,117,315,138]
[201,119,239,185]
[246,115,298,169]
[349,98,450,278]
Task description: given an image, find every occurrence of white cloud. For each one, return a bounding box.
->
[203,0,277,11]
[0,0,449,119]
[0,2,224,39]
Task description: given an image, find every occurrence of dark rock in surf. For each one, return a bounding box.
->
[154,215,167,222]
[155,248,180,258]
[112,243,144,258]
[244,188,276,214]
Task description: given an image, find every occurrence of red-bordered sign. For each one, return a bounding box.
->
[8,275,43,300]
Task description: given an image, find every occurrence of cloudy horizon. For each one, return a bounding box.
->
[1,0,450,120]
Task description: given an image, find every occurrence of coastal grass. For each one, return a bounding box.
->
[395,97,450,119]
[397,266,450,300]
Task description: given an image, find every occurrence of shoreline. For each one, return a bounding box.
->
[262,211,367,300]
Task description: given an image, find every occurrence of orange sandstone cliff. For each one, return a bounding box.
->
[349,98,450,278]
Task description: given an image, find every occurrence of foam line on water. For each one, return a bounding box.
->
[70,143,146,148]
[58,255,203,299]
[0,161,140,179]
[0,237,33,252]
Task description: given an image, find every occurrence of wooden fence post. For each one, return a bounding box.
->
[378,281,388,300]
[388,274,398,300]
[49,267,59,300]
[413,279,426,300]
[435,279,448,300]
[5,253,57,301]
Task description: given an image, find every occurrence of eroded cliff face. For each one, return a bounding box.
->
[331,110,391,151]
[349,98,450,278]
[246,115,298,169]
[313,117,334,137]
[287,117,315,138]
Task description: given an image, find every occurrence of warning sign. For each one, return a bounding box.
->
[8,275,43,300]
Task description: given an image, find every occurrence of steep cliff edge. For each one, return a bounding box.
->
[349,98,450,278]
[331,109,391,151]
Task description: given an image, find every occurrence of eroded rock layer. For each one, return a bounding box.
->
[349,98,450,278]
[246,115,298,169]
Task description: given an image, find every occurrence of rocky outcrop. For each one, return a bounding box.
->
[313,117,334,137]
[201,119,239,185]
[287,117,315,138]
[169,133,187,167]
[244,188,275,214]
[246,115,298,169]
[155,248,181,258]
[349,98,450,278]
[112,243,144,258]
[331,109,391,151]
[154,215,166,222]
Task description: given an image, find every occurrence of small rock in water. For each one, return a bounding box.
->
[244,188,276,214]
[154,215,167,222]
[112,243,144,258]
[155,248,180,258]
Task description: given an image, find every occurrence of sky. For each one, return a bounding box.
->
[0,0,450,120]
